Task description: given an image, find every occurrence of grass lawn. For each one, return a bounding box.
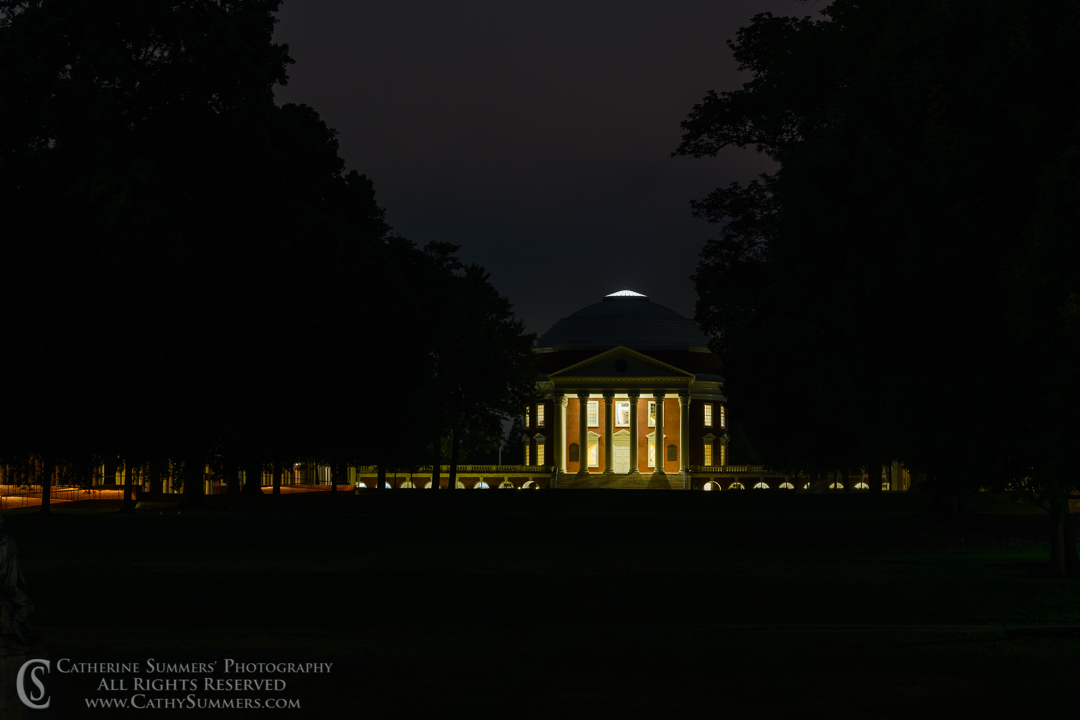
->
[3,490,1079,718]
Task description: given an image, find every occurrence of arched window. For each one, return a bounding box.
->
[522,480,538,489]
[355,482,367,489]
[728,481,745,490]
[779,482,795,490]
[400,480,415,489]
[499,479,515,489]
[753,482,769,489]
[425,480,465,488]
[473,481,490,489]
[703,481,721,491]
[829,482,844,489]
[854,482,869,490]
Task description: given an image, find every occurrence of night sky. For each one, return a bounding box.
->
[272,1,818,335]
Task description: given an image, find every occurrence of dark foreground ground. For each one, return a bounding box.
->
[2,490,1079,718]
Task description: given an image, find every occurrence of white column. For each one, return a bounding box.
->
[629,392,640,475]
[679,393,690,488]
[577,392,589,475]
[654,391,665,474]
[559,395,568,473]
[679,394,690,472]
[603,393,615,474]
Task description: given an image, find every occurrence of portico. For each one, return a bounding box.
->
[526,290,728,489]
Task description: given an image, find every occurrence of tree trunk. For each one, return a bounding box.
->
[377,463,386,490]
[868,462,882,496]
[243,456,264,495]
[1050,495,1067,578]
[150,456,163,495]
[431,382,442,490]
[448,429,461,491]
[121,458,136,512]
[226,455,241,495]
[272,459,282,495]
[331,460,344,497]
[842,467,850,493]
[1065,499,1080,572]
[182,451,204,508]
[39,454,53,515]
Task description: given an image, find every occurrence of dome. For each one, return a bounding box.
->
[535,291,711,352]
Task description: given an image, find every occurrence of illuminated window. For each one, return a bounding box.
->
[648,439,655,468]
[537,405,545,427]
[719,444,725,466]
[780,482,795,489]
[720,406,726,428]
[703,481,721,491]
[704,443,713,466]
[522,480,538,490]
[474,481,490,489]
[588,440,599,467]
[616,401,630,427]
[704,404,713,427]
[536,444,545,465]
[854,482,869,490]
[753,482,769,489]
[882,482,890,491]
[728,481,745,490]
[499,479,514,489]
[829,482,844,489]
[588,401,599,427]
[648,401,656,427]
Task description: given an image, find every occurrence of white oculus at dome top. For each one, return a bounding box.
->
[605,290,647,298]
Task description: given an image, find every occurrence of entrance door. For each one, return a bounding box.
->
[613,432,630,473]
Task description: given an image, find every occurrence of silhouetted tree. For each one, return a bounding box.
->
[504,417,526,466]
[678,1,1080,567]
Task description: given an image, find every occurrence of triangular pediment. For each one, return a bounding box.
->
[548,346,694,380]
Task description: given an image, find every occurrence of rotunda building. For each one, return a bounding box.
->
[525,290,728,489]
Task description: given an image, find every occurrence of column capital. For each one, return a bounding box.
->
[602,392,615,400]
[577,391,589,400]
[653,390,666,399]
[628,390,640,399]
[559,394,569,408]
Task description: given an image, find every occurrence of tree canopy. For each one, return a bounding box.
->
[678,0,1080,558]
[0,0,536,504]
